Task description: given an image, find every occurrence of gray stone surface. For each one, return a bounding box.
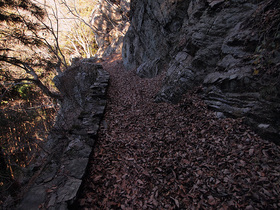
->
[122,0,280,143]
[92,0,130,57]
[56,178,82,203]
[136,58,164,78]
[17,61,109,209]
[18,185,47,210]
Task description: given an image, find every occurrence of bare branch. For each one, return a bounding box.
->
[0,55,62,99]
[16,78,62,99]
[23,63,39,80]
[14,5,68,71]
[60,0,103,36]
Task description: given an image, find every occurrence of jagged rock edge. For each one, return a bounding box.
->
[17,62,110,210]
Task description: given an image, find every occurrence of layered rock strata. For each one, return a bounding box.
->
[122,0,280,143]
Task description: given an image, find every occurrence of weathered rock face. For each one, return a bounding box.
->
[123,0,190,71]
[122,0,280,143]
[92,0,130,57]
[18,61,109,209]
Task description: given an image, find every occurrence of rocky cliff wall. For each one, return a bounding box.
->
[122,0,280,143]
[92,0,130,57]
[18,60,109,209]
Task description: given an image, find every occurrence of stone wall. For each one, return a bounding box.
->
[122,0,280,143]
[17,60,109,209]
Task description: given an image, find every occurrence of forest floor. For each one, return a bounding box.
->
[76,54,280,209]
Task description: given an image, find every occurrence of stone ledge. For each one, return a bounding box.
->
[17,62,109,210]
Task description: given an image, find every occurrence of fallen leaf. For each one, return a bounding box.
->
[249,149,254,156]
[208,195,216,205]
[137,179,144,185]
[94,175,103,182]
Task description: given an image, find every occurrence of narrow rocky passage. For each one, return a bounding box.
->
[75,54,280,209]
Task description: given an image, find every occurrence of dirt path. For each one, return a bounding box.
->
[75,54,280,209]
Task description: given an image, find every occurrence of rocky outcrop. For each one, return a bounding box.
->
[18,61,109,209]
[92,0,130,57]
[122,0,280,143]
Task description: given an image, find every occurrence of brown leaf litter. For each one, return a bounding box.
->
[75,54,280,209]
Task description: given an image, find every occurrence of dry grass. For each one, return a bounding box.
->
[0,93,58,207]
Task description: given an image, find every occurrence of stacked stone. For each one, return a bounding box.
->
[18,63,109,210]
